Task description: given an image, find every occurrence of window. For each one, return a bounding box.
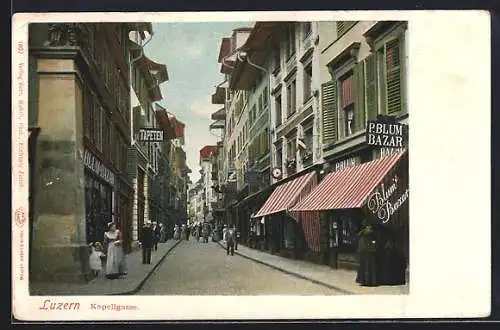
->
[275,95,282,126]
[287,137,296,162]
[273,46,281,73]
[285,24,296,59]
[380,38,403,115]
[286,80,297,118]
[263,87,269,108]
[303,64,313,102]
[365,23,406,119]
[276,146,283,168]
[339,73,355,138]
[303,22,312,39]
[336,21,356,37]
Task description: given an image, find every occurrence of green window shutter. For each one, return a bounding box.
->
[354,61,365,131]
[321,81,338,146]
[385,38,402,115]
[364,53,378,121]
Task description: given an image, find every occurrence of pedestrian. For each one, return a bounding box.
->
[185,225,191,241]
[174,224,181,240]
[356,224,378,286]
[103,222,127,279]
[197,225,202,242]
[140,220,153,264]
[225,225,236,256]
[160,223,166,243]
[153,221,160,251]
[88,242,105,277]
[181,224,187,240]
[222,224,228,243]
[235,227,241,251]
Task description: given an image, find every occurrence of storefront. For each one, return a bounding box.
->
[251,168,321,259]
[83,148,115,247]
[290,150,409,284]
[115,176,134,253]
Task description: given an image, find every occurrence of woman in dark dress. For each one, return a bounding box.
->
[356,225,378,286]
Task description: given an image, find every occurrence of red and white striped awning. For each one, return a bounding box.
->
[252,171,316,218]
[290,151,407,212]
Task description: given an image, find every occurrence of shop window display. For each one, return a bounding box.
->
[84,170,112,245]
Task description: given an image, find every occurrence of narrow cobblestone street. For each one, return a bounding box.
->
[137,239,343,295]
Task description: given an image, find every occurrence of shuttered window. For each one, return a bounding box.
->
[385,38,402,114]
[364,53,378,121]
[336,21,356,37]
[321,81,338,146]
[355,61,366,131]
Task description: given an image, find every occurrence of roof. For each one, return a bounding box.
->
[229,22,283,90]
[154,108,177,139]
[211,108,226,120]
[211,86,226,105]
[209,120,225,130]
[217,37,231,63]
[199,145,218,159]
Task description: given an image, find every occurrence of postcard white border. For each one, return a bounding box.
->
[12,10,491,321]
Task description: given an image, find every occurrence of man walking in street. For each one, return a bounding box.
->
[140,220,153,264]
[225,225,236,256]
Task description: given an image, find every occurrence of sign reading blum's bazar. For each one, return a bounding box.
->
[367,173,409,225]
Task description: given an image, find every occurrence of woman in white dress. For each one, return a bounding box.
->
[174,225,180,240]
[103,222,127,279]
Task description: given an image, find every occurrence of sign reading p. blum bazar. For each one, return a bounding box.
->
[366,115,408,148]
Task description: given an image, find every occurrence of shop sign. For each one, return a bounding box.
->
[83,149,115,186]
[366,174,409,225]
[138,128,164,142]
[334,156,360,172]
[244,170,261,185]
[366,115,408,148]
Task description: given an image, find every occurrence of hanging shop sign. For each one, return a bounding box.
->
[137,128,164,142]
[244,170,261,185]
[366,173,409,225]
[366,115,408,148]
[334,156,361,172]
[83,149,115,186]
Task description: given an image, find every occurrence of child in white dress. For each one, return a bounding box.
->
[89,242,105,276]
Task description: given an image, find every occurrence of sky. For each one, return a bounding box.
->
[144,22,252,183]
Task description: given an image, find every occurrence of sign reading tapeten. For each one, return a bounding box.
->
[138,128,164,142]
[367,173,409,225]
[366,115,408,148]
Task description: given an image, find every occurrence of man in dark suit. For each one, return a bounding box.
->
[141,220,154,264]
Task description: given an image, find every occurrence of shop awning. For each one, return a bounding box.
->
[252,171,317,218]
[290,151,407,212]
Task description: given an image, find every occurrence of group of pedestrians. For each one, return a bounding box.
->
[88,222,128,279]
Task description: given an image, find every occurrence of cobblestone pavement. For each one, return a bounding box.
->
[137,239,343,295]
